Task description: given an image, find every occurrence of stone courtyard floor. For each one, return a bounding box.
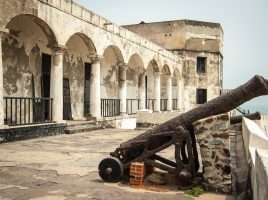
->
[0,128,234,200]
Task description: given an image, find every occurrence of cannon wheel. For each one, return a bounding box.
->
[98,157,123,182]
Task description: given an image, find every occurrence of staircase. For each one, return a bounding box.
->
[65,120,103,134]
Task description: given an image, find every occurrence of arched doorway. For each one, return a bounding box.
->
[127,54,144,114]
[64,33,96,120]
[146,60,160,111]
[2,14,57,125]
[101,45,124,117]
[160,65,171,111]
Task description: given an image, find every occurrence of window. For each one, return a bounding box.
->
[196,57,206,74]
[196,89,207,104]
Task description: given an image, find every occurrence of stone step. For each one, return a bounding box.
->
[65,124,102,134]
[66,120,96,127]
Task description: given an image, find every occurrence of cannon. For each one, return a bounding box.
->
[98,75,268,184]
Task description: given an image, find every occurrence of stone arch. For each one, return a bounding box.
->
[145,59,159,101]
[161,64,171,75]
[2,14,58,98]
[101,45,125,99]
[5,14,58,50]
[127,53,144,72]
[102,45,124,64]
[63,33,97,120]
[126,53,145,113]
[65,33,97,56]
[127,53,144,97]
[161,65,171,103]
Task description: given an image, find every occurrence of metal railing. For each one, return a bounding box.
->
[160,99,168,111]
[172,99,179,110]
[126,99,139,115]
[146,99,155,111]
[4,97,53,126]
[236,106,250,115]
[101,99,121,117]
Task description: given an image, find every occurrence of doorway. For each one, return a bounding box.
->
[41,53,51,121]
[84,62,91,117]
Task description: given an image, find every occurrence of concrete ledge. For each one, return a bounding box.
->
[0,123,66,143]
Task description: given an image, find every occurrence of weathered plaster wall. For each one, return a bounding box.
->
[0,0,38,29]
[101,47,120,99]
[182,51,221,110]
[126,66,139,99]
[3,15,50,98]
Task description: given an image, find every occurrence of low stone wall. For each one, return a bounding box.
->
[194,114,232,193]
[0,123,66,143]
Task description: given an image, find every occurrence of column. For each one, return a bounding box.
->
[0,29,8,127]
[119,63,127,115]
[138,70,146,110]
[154,72,161,112]
[178,79,184,111]
[167,75,172,111]
[50,46,65,122]
[176,79,180,110]
[90,56,102,118]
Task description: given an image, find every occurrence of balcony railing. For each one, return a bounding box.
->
[101,99,121,117]
[160,99,168,111]
[126,99,139,115]
[4,97,53,126]
[146,99,155,111]
[172,99,179,110]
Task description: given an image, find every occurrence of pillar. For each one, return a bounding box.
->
[176,79,180,110]
[167,75,172,111]
[178,79,184,111]
[90,56,102,118]
[50,46,65,122]
[0,29,8,127]
[154,72,161,112]
[138,70,146,110]
[119,63,127,115]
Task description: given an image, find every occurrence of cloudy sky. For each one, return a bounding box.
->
[74,0,268,109]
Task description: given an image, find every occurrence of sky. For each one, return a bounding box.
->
[74,0,268,109]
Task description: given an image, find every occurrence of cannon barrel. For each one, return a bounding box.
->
[99,75,268,182]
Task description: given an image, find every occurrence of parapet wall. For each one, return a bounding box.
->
[242,117,268,200]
